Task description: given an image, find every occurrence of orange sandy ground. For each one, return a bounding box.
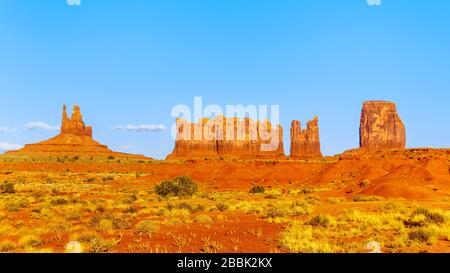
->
[0,148,449,253]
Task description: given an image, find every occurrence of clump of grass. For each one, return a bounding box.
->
[194,215,214,224]
[155,176,198,198]
[408,229,433,243]
[279,224,335,253]
[19,235,42,248]
[0,241,17,253]
[404,208,446,228]
[1,181,15,194]
[98,219,114,233]
[306,215,331,228]
[352,195,385,202]
[249,185,265,194]
[136,220,160,236]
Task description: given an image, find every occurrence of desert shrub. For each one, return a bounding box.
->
[280,224,336,253]
[108,156,115,160]
[136,220,160,236]
[90,213,130,230]
[359,179,371,188]
[112,217,132,230]
[103,176,115,182]
[404,209,446,228]
[88,238,118,253]
[155,176,198,198]
[352,195,385,202]
[85,177,96,183]
[249,186,265,194]
[51,198,69,206]
[408,229,432,243]
[195,215,214,224]
[177,202,193,212]
[216,202,229,212]
[19,235,42,248]
[306,215,331,228]
[404,214,427,228]
[426,212,445,225]
[1,181,15,194]
[98,219,114,233]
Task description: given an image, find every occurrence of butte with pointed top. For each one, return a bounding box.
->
[7,105,147,159]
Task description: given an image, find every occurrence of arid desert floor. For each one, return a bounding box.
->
[0,149,449,253]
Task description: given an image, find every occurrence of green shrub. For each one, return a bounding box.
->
[249,186,265,194]
[1,181,15,194]
[155,176,198,198]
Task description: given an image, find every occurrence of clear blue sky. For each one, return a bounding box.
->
[0,0,449,159]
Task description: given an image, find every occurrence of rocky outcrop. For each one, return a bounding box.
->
[360,101,406,149]
[7,105,147,159]
[168,116,285,159]
[61,105,93,137]
[290,116,322,158]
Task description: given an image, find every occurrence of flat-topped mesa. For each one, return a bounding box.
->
[168,116,285,159]
[360,101,406,149]
[290,116,322,158]
[61,105,93,138]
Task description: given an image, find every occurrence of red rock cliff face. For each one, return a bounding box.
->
[168,116,285,159]
[61,105,93,138]
[290,117,322,158]
[360,101,406,149]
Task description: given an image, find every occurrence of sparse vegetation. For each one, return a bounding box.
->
[249,185,265,194]
[155,176,198,198]
[0,154,448,253]
[1,181,15,194]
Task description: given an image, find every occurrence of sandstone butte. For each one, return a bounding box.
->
[7,105,147,159]
[290,116,322,158]
[167,116,285,159]
[359,100,406,150]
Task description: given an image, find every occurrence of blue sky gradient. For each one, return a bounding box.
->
[0,0,449,158]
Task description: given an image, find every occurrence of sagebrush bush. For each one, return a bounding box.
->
[1,181,15,194]
[155,176,198,198]
[306,215,331,228]
[249,186,265,194]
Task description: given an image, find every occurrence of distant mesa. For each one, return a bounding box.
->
[359,101,406,150]
[167,116,285,159]
[290,116,322,158]
[7,105,147,159]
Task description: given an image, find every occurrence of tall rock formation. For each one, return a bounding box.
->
[7,105,147,159]
[290,116,322,158]
[61,105,93,137]
[168,116,285,159]
[360,101,406,149]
